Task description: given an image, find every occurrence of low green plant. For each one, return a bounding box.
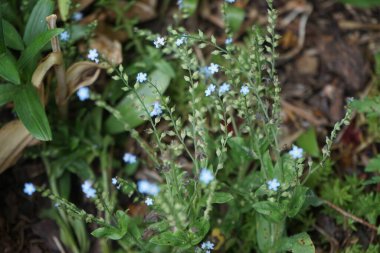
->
[19,1,367,253]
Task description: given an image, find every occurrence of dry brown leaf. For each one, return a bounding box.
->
[65,61,107,99]
[32,52,62,89]
[0,120,37,174]
[125,0,157,22]
[89,35,123,65]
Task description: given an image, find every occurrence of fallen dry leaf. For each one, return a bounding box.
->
[0,120,36,174]
[89,35,123,65]
[65,61,107,99]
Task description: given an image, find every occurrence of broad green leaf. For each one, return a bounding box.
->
[252,201,286,223]
[287,186,308,217]
[339,0,380,7]
[189,218,210,245]
[296,128,320,157]
[3,19,24,50]
[303,189,324,208]
[91,226,125,240]
[279,232,315,253]
[23,0,54,45]
[256,214,285,252]
[225,6,245,33]
[365,155,380,172]
[58,0,70,21]
[150,231,189,247]
[0,53,20,84]
[0,83,17,105]
[17,28,63,71]
[351,97,380,117]
[212,192,234,204]
[106,69,171,134]
[14,85,52,141]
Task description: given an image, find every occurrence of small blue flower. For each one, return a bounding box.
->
[59,31,70,41]
[289,145,303,159]
[81,180,96,198]
[205,84,216,97]
[123,153,137,164]
[267,178,280,191]
[153,36,165,48]
[87,48,99,63]
[150,101,163,117]
[72,12,83,21]
[225,0,236,3]
[136,72,148,83]
[200,168,214,185]
[201,241,215,250]
[200,66,212,79]
[24,183,36,196]
[176,37,185,47]
[137,180,160,196]
[208,63,219,75]
[219,83,230,96]
[145,197,154,206]
[112,177,118,185]
[177,0,183,9]
[77,87,90,101]
[225,37,233,45]
[240,85,249,96]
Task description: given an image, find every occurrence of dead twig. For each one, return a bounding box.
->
[324,200,378,232]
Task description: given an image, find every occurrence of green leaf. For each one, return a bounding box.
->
[14,85,52,141]
[303,189,324,207]
[91,226,125,240]
[58,0,70,21]
[351,97,380,117]
[364,155,380,184]
[365,155,380,173]
[150,231,189,247]
[339,0,380,8]
[252,201,286,223]
[23,0,54,45]
[225,6,245,33]
[263,151,274,177]
[256,214,285,252]
[287,186,308,217]
[3,19,24,50]
[279,232,315,253]
[0,83,17,105]
[17,28,63,71]
[0,53,20,84]
[212,192,234,204]
[296,128,320,157]
[0,17,5,54]
[189,218,210,245]
[106,69,171,134]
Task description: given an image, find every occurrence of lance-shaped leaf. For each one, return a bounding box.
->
[0,53,20,84]
[18,28,63,72]
[14,85,52,141]
[23,0,54,45]
[3,19,24,51]
[106,69,171,134]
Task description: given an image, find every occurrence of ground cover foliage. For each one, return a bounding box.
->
[0,0,380,252]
